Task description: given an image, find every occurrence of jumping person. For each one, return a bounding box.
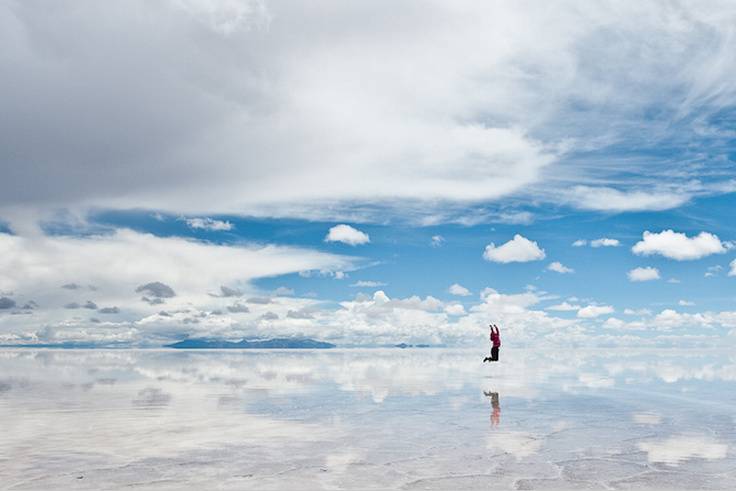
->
[483,324,501,362]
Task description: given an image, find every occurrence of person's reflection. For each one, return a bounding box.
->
[483,391,500,427]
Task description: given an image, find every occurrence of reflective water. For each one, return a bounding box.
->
[1,348,735,489]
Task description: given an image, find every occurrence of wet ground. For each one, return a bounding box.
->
[1,348,735,489]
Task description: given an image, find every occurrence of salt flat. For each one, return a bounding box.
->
[1,348,735,490]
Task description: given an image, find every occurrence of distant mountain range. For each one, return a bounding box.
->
[165,337,336,349]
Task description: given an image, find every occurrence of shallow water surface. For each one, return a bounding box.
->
[1,348,735,489]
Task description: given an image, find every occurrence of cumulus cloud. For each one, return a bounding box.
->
[678,299,695,307]
[184,217,233,231]
[483,235,545,263]
[444,304,466,316]
[325,225,370,246]
[430,235,445,248]
[628,267,661,282]
[448,283,471,296]
[577,305,614,318]
[547,261,573,274]
[572,240,587,247]
[632,230,730,260]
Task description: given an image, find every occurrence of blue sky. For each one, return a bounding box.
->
[1,1,735,347]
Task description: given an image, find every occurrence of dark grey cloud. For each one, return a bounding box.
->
[64,302,81,309]
[83,300,98,310]
[218,286,242,298]
[260,311,279,320]
[61,283,82,290]
[21,300,38,310]
[227,304,250,313]
[158,310,172,317]
[0,297,16,310]
[286,309,314,320]
[98,306,120,314]
[136,282,176,299]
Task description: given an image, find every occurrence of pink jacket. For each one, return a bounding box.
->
[490,331,501,347]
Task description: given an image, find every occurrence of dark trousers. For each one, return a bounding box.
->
[490,346,499,361]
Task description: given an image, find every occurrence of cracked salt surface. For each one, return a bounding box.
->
[0,348,735,489]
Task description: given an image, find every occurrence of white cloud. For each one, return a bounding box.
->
[678,299,695,307]
[325,225,370,246]
[632,230,730,261]
[577,305,614,318]
[730,259,736,276]
[546,302,580,312]
[547,261,573,274]
[184,217,233,231]
[444,304,466,316]
[350,281,386,288]
[4,2,735,222]
[590,238,620,248]
[0,229,353,343]
[448,283,471,296]
[483,235,545,263]
[565,186,691,212]
[628,267,660,282]
[430,235,445,247]
[573,238,620,248]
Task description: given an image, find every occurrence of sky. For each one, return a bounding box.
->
[1,0,735,347]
